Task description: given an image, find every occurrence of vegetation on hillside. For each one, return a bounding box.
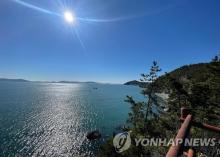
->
[98,56,220,157]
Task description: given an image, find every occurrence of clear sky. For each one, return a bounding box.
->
[0,0,219,83]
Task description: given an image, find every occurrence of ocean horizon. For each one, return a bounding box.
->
[0,81,143,156]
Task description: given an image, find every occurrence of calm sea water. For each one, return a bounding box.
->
[0,81,143,157]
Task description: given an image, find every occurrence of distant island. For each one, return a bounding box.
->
[0,78,29,82]
[124,80,148,87]
[58,81,97,84]
[0,78,97,84]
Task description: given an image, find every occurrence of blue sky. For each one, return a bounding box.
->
[0,0,220,83]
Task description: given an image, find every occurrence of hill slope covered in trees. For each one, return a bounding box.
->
[98,60,220,157]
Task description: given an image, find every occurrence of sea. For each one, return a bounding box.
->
[0,81,144,157]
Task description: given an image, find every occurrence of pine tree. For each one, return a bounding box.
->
[125,61,162,134]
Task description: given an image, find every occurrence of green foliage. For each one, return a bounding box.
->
[157,61,220,156]
[98,60,220,157]
[126,61,162,134]
[212,55,220,62]
[97,61,163,157]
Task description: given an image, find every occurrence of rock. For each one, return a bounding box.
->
[164,107,169,112]
[86,130,101,140]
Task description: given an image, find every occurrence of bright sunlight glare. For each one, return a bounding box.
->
[64,11,75,24]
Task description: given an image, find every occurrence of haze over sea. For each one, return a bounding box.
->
[0,81,143,156]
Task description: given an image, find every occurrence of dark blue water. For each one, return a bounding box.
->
[0,82,143,157]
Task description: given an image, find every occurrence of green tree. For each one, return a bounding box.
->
[212,55,220,62]
[125,61,162,134]
[98,60,220,157]
[98,62,163,157]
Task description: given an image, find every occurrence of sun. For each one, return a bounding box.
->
[64,11,75,24]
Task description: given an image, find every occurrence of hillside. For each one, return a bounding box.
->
[155,61,220,124]
[98,61,220,157]
[155,62,220,92]
[125,62,220,91]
